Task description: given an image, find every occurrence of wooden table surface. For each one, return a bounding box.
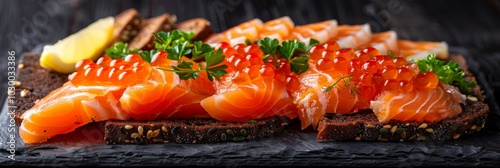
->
[1,0,500,167]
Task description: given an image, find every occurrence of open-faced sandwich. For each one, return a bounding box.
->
[13,9,488,144]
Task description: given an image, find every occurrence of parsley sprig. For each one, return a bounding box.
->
[153,30,195,51]
[416,55,476,93]
[104,42,138,59]
[154,31,227,81]
[256,37,318,75]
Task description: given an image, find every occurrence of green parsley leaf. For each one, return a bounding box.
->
[206,65,228,81]
[153,30,195,51]
[138,49,157,63]
[416,55,476,93]
[277,40,300,60]
[205,48,224,67]
[257,37,279,55]
[192,41,213,61]
[290,56,309,74]
[105,42,137,59]
[166,41,192,60]
[297,38,319,53]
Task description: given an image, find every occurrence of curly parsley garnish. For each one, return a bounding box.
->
[416,55,476,93]
[257,37,318,75]
[104,42,138,59]
[154,30,227,81]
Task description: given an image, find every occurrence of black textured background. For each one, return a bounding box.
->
[1,0,500,167]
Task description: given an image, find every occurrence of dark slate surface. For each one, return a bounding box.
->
[1,0,500,167]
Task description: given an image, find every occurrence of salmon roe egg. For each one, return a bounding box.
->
[244,65,261,79]
[396,67,413,81]
[233,44,247,54]
[372,73,385,86]
[316,58,333,71]
[362,47,381,58]
[362,60,378,74]
[412,73,430,88]
[227,54,250,71]
[336,48,355,60]
[323,42,340,51]
[322,50,336,60]
[333,57,349,73]
[423,72,439,88]
[96,56,112,66]
[246,53,263,65]
[349,67,363,78]
[393,57,408,67]
[399,80,413,92]
[359,73,373,86]
[381,65,398,79]
[285,75,301,92]
[75,59,94,71]
[402,63,419,75]
[309,45,326,60]
[246,44,263,57]
[355,52,370,62]
[383,79,399,91]
[260,64,275,77]
[349,58,362,69]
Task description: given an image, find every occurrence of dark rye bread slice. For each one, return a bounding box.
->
[113,8,142,43]
[12,52,67,125]
[128,13,177,50]
[317,55,490,142]
[177,18,213,42]
[105,116,291,144]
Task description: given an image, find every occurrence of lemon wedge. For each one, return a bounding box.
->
[40,17,114,74]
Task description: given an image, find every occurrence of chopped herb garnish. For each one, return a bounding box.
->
[204,48,228,81]
[416,55,476,93]
[191,41,213,61]
[257,37,279,56]
[153,30,194,51]
[138,49,158,63]
[105,42,138,59]
[297,38,319,53]
[322,75,358,96]
[257,37,318,75]
[277,40,300,60]
[166,41,192,60]
[290,56,310,75]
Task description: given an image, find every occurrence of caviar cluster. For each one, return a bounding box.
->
[69,54,152,86]
[309,42,440,100]
[215,42,294,83]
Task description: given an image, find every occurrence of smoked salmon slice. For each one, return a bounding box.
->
[20,54,211,143]
[120,52,213,120]
[204,19,264,46]
[20,83,127,144]
[361,31,397,55]
[287,20,338,45]
[396,40,449,60]
[328,24,372,49]
[370,83,463,123]
[258,16,295,42]
[201,43,298,122]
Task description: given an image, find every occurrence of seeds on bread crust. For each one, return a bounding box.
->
[104,116,291,144]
